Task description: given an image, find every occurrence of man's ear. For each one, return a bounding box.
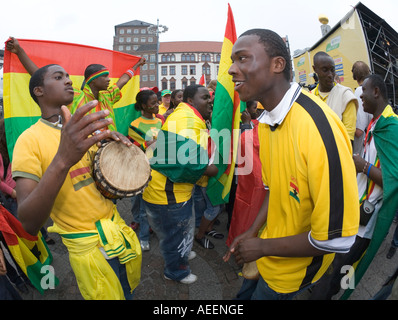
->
[33,86,44,100]
[272,56,287,75]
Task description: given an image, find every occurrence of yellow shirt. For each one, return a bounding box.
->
[12,119,114,232]
[257,90,359,293]
[158,103,169,115]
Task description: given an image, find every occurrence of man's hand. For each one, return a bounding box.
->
[5,37,22,55]
[133,57,147,70]
[57,100,113,169]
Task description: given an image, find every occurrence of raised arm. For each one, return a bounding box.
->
[116,57,146,90]
[6,37,39,75]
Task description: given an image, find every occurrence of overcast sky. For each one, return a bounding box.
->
[1,0,397,56]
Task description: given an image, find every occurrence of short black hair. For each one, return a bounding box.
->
[29,64,58,105]
[135,90,157,111]
[183,85,204,103]
[365,74,388,101]
[313,51,333,65]
[240,29,292,81]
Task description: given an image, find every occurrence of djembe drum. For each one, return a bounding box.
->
[93,141,151,199]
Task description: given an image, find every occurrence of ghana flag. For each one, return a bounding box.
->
[340,105,398,300]
[0,205,57,294]
[3,39,141,160]
[206,4,245,205]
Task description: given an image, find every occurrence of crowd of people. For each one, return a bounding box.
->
[0,28,398,301]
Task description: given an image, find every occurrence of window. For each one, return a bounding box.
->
[134,38,139,43]
[150,54,156,62]
[161,66,168,76]
[150,75,155,81]
[126,46,131,51]
[201,54,211,61]
[126,37,131,43]
[127,29,132,34]
[202,65,211,75]
[141,37,146,43]
[134,29,139,34]
[150,64,155,70]
[181,65,188,75]
[182,80,188,89]
[141,29,146,34]
[190,66,196,75]
[162,81,168,90]
[133,45,139,50]
[120,29,125,35]
[162,55,167,62]
[190,79,196,86]
[142,75,148,82]
[216,54,221,62]
[119,37,124,43]
[170,80,176,91]
[142,64,148,71]
[148,37,154,43]
[170,66,176,75]
[118,45,124,51]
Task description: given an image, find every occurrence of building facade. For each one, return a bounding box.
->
[159,41,222,90]
[113,20,158,88]
[113,20,222,90]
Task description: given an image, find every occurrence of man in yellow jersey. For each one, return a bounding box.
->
[312,51,358,144]
[224,29,359,300]
[12,64,141,300]
[143,85,217,284]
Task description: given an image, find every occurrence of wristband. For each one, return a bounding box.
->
[125,68,134,78]
[367,163,373,177]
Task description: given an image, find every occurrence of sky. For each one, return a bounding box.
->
[1,0,398,57]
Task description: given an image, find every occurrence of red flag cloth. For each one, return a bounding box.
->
[199,74,205,86]
[226,125,267,247]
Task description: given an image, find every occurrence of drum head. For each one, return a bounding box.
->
[99,142,151,192]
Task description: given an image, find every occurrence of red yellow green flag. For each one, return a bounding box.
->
[206,4,245,205]
[3,39,142,160]
[0,205,57,294]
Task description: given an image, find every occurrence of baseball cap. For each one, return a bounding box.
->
[140,86,159,93]
[161,89,172,97]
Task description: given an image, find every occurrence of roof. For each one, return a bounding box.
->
[159,41,222,53]
[115,20,154,28]
[310,2,398,51]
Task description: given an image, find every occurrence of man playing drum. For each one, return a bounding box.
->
[12,64,142,300]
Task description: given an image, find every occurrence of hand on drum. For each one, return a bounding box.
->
[103,131,132,148]
[58,100,114,168]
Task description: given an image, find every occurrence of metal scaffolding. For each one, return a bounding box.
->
[356,2,398,109]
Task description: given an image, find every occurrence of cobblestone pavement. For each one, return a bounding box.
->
[13,198,398,301]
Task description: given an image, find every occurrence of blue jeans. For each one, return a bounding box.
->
[143,199,194,281]
[236,276,313,300]
[131,194,150,242]
[193,185,221,227]
[107,258,134,300]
